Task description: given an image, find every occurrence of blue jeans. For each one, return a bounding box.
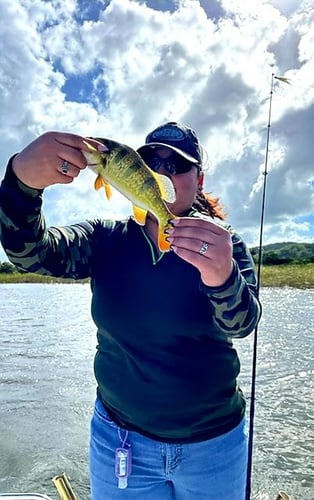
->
[89,398,248,499]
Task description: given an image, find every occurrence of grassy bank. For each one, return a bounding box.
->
[258,263,314,288]
[0,273,88,284]
[0,263,313,288]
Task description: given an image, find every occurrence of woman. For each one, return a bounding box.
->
[0,122,261,499]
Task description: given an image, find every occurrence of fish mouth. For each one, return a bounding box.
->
[87,161,101,169]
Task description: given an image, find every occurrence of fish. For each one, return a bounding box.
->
[82,138,177,252]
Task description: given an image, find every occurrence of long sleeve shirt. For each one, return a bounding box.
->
[0,160,261,442]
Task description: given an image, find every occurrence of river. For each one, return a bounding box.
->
[0,284,313,499]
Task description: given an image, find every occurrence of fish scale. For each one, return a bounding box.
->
[82,138,177,252]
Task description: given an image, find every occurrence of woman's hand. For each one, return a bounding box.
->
[12,131,105,189]
[166,217,233,287]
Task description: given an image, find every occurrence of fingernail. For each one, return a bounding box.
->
[165,227,174,235]
[170,218,179,225]
[166,237,174,243]
[97,143,109,152]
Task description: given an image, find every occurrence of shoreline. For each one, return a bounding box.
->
[0,263,313,288]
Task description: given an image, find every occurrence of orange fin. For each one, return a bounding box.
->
[104,183,112,200]
[133,205,147,225]
[94,175,112,200]
[157,227,171,252]
[94,175,104,191]
[151,171,176,203]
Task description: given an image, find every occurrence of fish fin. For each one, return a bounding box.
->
[152,172,176,203]
[157,217,177,252]
[105,183,112,200]
[94,175,112,200]
[157,227,171,252]
[94,175,104,191]
[133,206,147,225]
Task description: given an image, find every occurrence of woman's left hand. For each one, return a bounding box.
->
[166,217,233,287]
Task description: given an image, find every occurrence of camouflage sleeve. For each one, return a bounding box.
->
[0,158,99,279]
[200,231,261,338]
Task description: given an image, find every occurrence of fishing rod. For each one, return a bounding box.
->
[245,72,275,500]
[245,72,291,500]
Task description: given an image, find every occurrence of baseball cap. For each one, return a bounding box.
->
[137,121,203,164]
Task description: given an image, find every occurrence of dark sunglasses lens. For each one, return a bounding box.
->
[139,149,196,174]
[140,149,154,165]
[173,158,195,174]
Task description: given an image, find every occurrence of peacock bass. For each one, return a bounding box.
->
[82,138,177,252]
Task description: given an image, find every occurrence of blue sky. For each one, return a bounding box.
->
[0,0,313,261]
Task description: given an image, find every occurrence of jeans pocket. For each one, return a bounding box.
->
[94,398,119,428]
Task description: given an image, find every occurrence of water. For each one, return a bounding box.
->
[0,284,313,500]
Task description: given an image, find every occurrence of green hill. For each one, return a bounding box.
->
[250,242,314,265]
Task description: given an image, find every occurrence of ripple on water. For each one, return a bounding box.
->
[0,285,313,499]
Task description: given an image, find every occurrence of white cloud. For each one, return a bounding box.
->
[0,0,313,262]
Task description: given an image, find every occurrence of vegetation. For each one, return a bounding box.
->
[0,271,87,284]
[0,261,87,283]
[0,242,313,288]
[250,241,314,265]
[259,263,313,288]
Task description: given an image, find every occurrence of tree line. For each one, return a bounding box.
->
[250,242,314,265]
[1,242,313,273]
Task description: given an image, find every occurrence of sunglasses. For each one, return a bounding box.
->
[139,148,199,175]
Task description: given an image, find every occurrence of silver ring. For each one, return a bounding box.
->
[199,241,209,255]
[61,160,69,174]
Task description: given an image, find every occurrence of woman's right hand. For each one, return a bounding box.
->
[12,131,105,189]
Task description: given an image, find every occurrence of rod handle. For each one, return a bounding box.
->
[52,473,77,500]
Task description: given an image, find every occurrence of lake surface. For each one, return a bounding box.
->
[0,284,313,499]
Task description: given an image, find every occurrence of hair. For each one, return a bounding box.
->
[192,190,226,220]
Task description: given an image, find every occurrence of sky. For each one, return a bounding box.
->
[0,0,313,262]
